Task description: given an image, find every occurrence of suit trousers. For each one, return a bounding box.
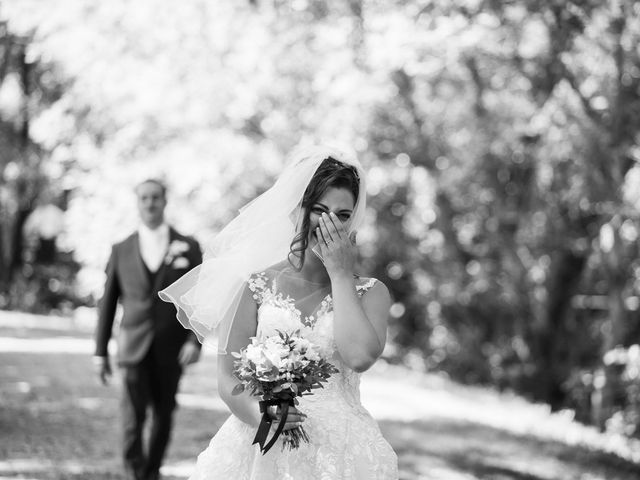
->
[121,346,182,480]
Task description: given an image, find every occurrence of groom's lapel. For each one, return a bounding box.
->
[130,233,151,291]
[150,227,176,294]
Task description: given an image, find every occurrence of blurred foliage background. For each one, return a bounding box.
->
[2,0,640,440]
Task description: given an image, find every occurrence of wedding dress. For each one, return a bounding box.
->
[188,270,398,480]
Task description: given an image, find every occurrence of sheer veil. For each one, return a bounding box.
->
[158,144,367,353]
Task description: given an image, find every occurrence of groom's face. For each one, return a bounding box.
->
[136,181,167,228]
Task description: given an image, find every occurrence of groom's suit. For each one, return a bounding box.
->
[95,226,202,480]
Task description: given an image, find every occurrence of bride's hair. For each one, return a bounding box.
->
[288,157,360,269]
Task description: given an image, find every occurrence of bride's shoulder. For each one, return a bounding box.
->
[246,262,290,299]
[354,276,391,311]
[248,261,289,283]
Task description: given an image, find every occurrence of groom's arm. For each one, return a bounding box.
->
[94,246,121,379]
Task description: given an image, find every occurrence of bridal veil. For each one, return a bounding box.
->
[158,144,368,353]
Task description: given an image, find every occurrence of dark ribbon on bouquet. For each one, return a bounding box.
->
[253,398,294,454]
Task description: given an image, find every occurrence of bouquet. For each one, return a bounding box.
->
[232,330,338,454]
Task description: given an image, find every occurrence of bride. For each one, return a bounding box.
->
[160,145,398,479]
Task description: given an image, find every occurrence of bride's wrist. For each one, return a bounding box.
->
[329,271,355,285]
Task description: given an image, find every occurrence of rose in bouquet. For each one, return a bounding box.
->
[232,329,338,454]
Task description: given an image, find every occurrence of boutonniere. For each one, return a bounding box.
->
[165,240,190,268]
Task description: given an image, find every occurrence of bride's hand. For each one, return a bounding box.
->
[267,405,307,431]
[316,212,356,278]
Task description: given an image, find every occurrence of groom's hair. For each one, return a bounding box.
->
[135,178,167,199]
[288,158,360,270]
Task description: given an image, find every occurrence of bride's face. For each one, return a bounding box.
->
[308,186,356,246]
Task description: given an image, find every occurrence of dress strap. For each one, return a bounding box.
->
[355,277,377,297]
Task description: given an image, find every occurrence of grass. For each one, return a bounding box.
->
[1,311,640,480]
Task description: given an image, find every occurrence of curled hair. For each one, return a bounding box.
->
[288,157,360,269]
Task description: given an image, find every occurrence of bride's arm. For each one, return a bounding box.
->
[217,284,261,427]
[331,275,390,373]
[318,212,390,372]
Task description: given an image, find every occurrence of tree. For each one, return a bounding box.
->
[0,21,48,305]
[361,0,640,421]
[5,0,640,434]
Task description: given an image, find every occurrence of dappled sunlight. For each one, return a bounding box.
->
[1,1,640,468]
[176,393,228,413]
[75,397,107,411]
[362,363,640,466]
[0,458,193,480]
[0,336,92,354]
[0,0,639,477]
[2,320,640,480]
[0,311,87,331]
[160,460,194,478]
[383,417,640,480]
[0,459,105,476]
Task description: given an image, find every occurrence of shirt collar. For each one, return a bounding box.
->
[139,223,169,239]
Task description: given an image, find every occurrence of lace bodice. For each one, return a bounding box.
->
[247,272,377,406]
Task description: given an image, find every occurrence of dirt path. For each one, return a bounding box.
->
[1,311,639,480]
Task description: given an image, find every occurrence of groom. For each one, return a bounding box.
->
[93,179,202,480]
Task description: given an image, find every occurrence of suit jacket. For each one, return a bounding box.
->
[95,227,203,366]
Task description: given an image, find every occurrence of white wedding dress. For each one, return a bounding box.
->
[188,271,398,480]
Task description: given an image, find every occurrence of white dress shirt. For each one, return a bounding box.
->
[138,223,169,273]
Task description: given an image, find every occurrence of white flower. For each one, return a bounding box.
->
[304,346,321,362]
[165,240,190,264]
[264,354,283,370]
[258,305,303,336]
[172,257,190,269]
[168,240,189,255]
[244,343,264,366]
[292,337,312,353]
[283,351,302,371]
[263,335,285,351]
[262,337,289,369]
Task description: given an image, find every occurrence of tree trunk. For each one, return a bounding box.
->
[532,250,587,408]
[593,280,626,430]
[0,41,37,298]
